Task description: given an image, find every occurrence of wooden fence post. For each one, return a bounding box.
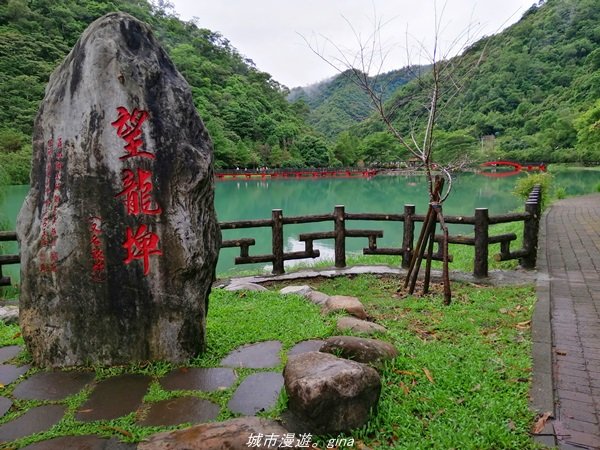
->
[402,204,415,268]
[474,208,489,277]
[520,199,541,269]
[334,205,346,268]
[272,209,284,275]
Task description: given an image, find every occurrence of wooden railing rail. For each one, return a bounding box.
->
[0,185,542,287]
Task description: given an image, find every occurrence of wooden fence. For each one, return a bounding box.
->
[0,185,541,287]
[221,184,542,277]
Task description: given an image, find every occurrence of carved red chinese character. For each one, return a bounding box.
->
[115,168,162,216]
[111,106,155,160]
[122,224,162,275]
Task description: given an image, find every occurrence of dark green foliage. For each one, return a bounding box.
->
[289,67,420,140]
[0,0,332,179]
[314,0,600,165]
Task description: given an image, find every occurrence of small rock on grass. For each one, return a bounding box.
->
[306,291,329,305]
[322,295,367,320]
[0,306,19,325]
[320,336,398,368]
[279,285,313,297]
[225,283,268,292]
[337,317,387,335]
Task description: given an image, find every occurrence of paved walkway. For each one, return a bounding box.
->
[536,194,600,449]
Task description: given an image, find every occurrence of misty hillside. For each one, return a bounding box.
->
[288,67,423,140]
[293,0,600,165]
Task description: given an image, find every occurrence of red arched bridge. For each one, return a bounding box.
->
[481,161,547,172]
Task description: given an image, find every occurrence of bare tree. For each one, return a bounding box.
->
[304,2,490,304]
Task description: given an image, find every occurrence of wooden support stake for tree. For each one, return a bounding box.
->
[402,204,415,268]
[423,218,436,294]
[404,204,434,291]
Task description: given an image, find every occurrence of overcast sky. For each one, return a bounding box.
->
[169,0,537,88]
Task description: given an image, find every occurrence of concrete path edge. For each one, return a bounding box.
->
[531,206,556,447]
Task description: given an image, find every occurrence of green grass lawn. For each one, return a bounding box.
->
[0,274,539,449]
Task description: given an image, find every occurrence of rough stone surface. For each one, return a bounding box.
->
[16,12,220,367]
[160,367,236,392]
[0,364,30,385]
[0,345,22,363]
[0,397,12,418]
[279,285,312,297]
[320,336,398,368]
[76,374,151,421]
[0,305,19,324]
[220,341,281,369]
[0,405,65,443]
[138,417,289,450]
[22,436,136,450]
[225,282,267,292]
[287,340,324,357]
[283,351,381,434]
[337,317,387,335]
[13,370,95,400]
[227,372,283,415]
[323,295,368,319]
[305,290,330,305]
[137,396,220,427]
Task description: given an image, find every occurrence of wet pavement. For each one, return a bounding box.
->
[533,194,600,449]
[0,339,310,447]
[137,396,221,427]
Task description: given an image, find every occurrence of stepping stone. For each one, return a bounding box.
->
[76,374,151,422]
[288,340,324,357]
[137,396,220,427]
[0,397,12,418]
[337,317,387,335]
[160,367,236,392]
[0,404,65,443]
[21,435,136,449]
[225,282,268,292]
[13,370,95,400]
[320,336,398,368]
[280,285,313,297]
[228,372,283,415]
[220,341,281,369]
[0,364,30,386]
[322,295,368,319]
[138,417,288,450]
[0,345,22,363]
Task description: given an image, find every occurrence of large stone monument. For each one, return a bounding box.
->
[17,13,221,367]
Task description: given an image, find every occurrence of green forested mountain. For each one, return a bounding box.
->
[325,0,600,164]
[0,0,336,183]
[288,67,421,140]
[1,0,598,185]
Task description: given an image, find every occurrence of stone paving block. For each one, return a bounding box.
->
[0,364,30,386]
[76,374,151,422]
[220,341,281,369]
[227,372,283,415]
[21,435,136,449]
[0,346,21,364]
[0,397,12,418]
[288,340,324,357]
[160,367,236,392]
[13,370,95,400]
[0,405,65,443]
[137,396,220,427]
